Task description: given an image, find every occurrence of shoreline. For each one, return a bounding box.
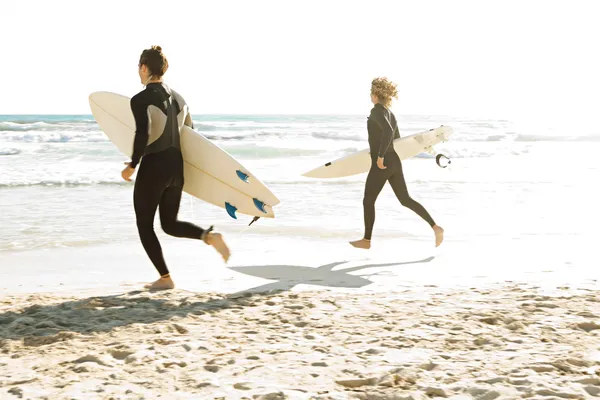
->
[1,232,596,297]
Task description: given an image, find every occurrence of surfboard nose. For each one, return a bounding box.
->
[89,91,116,104]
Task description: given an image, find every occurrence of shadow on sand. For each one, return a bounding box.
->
[0,256,433,342]
[227,256,434,295]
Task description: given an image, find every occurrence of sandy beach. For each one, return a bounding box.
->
[2,283,600,399]
[1,233,599,399]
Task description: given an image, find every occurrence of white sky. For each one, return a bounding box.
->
[1,0,598,124]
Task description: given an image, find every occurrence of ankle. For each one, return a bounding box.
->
[200,225,215,244]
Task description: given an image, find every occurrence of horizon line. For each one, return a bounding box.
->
[0,112,502,119]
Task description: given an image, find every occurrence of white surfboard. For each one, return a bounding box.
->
[89,91,280,220]
[302,125,453,178]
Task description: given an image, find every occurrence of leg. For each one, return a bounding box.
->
[159,184,205,239]
[363,166,389,240]
[133,158,173,283]
[160,151,231,262]
[159,174,230,263]
[350,164,388,249]
[388,162,444,247]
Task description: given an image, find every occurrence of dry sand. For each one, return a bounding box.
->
[2,284,600,399]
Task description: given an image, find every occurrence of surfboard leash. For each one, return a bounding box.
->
[435,153,451,168]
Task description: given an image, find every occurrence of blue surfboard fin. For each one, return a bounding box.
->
[236,170,250,183]
[225,202,238,219]
[253,198,267,213]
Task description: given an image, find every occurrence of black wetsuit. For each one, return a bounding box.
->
[129,82,205,277]
[362,103,435,240]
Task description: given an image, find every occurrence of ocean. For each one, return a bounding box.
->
[0,113,597,262]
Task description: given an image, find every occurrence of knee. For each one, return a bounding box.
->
[136,216,152,229]
[160,219,177,236]
[136,219,154,237]
[399,195,415,207]
[363,195,376,208]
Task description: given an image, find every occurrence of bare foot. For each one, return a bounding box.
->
[144,276,175,290]
[349,238,371,249]
[433,225,444,247]
[204,231,231,263]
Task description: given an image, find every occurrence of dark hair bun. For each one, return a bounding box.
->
[139,46,169,77]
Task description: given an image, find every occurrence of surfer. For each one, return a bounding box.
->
[349,77,444,249]
[121,45,230,290]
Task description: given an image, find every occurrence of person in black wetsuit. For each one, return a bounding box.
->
[120,45,230,290]
[349,77,444,249]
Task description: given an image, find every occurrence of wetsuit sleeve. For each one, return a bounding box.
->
[371,107,395,157]
[129,94,150,168]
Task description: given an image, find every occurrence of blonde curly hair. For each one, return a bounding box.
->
[371,77,398,108]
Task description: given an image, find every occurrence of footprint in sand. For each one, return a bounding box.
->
[577,322,600,332]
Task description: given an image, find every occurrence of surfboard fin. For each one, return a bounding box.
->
[225,202,238,219]
[253,198,267,213]
[249,216,260,226]
[236,170,250,183]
